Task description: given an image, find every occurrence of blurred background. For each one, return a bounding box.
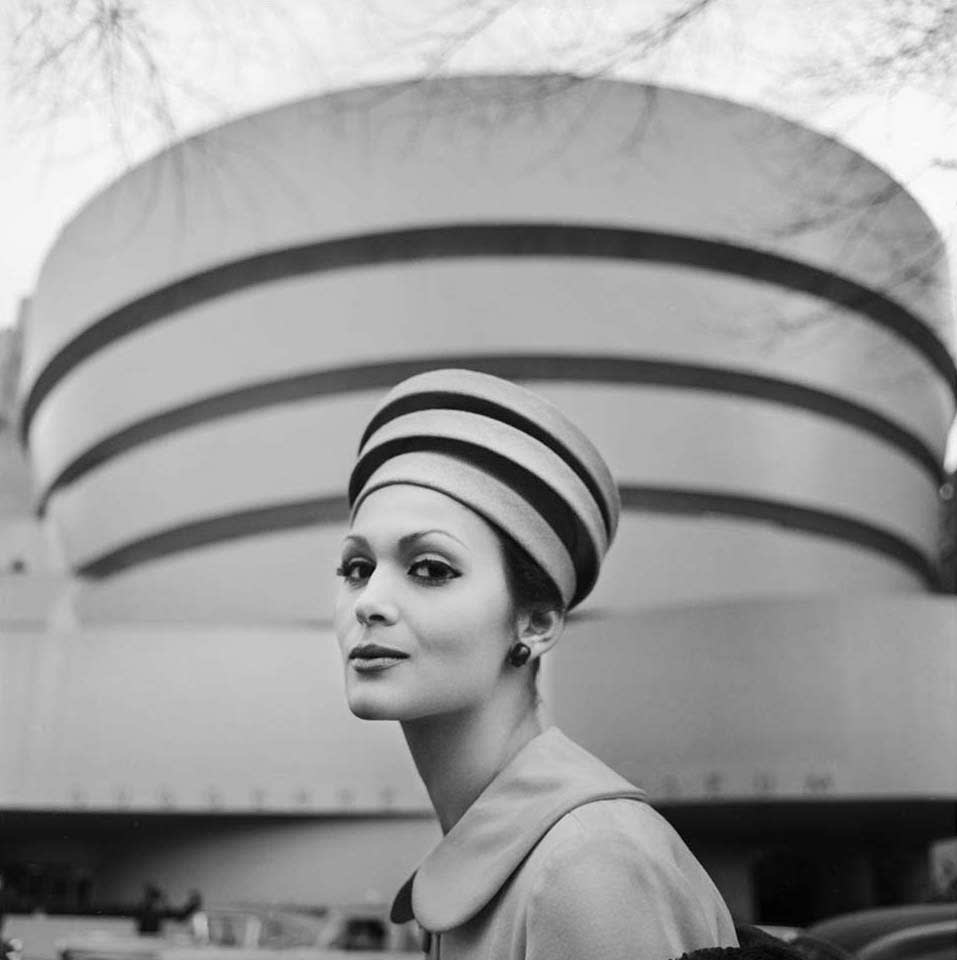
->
[1,2,955,958]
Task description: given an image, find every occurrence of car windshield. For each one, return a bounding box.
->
[257,915,320,949]
[206,913,249,947]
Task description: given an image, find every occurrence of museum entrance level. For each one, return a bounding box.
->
[665,799,956,925]
[2,801,953,925]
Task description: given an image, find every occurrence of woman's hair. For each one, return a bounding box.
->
[497,527,565,616]
[496,530,562,693]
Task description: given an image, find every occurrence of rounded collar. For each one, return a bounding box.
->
[391,726,646,931]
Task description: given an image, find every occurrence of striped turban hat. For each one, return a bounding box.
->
[348,369,620,610]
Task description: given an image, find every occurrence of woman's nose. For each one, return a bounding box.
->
[354,570,399,625]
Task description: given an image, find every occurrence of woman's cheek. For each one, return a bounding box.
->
[333,596,356,655]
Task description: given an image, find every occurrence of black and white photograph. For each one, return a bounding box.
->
[1,3,956,959]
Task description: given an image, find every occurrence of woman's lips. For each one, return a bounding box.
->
[349,642,408,673]
[350,655,406,673]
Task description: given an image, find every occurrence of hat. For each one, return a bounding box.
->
[348,369,620,609]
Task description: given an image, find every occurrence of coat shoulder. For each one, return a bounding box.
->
[512,797,738,958]
[536,795,689,867]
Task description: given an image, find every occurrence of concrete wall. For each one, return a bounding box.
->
[0,625,426,813]
[15,77,954,624]
[547,593,957,800]
[2,594,953,811]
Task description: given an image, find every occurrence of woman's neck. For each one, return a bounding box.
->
[402,700,545,834]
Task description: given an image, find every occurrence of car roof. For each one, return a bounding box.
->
[856,919,957,960]
[805,905,957,952]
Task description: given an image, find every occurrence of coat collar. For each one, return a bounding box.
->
[391,726,646,931]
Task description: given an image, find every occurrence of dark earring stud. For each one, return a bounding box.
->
[508,642,532,667]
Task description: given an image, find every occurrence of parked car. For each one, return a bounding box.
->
[797,904,957,960]
[56,905,419,960]
[315,905,419,954]
[855,920,956,960]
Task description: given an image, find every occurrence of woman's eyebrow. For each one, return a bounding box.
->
[342,534,370,549]
[398,529,468,550]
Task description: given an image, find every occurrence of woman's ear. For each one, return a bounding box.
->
[516,605,565,661]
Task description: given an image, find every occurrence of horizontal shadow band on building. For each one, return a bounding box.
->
[75,486,942,590]
[36,354,946,515]
[19,223,957,445]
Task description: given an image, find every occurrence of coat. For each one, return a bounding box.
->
[391,726,738,959]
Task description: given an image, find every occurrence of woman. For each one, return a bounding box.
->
[335,369,737,960]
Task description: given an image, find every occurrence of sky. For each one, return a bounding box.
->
[2,0,957,473]
[3,1,957,326]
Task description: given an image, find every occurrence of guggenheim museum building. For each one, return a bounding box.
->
[1,75,955,925]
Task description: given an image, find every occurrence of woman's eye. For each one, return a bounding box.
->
[408,558,459,583]
[336,558,374,583]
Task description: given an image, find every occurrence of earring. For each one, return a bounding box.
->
[508,642,531,667]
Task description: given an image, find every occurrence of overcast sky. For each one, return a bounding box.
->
[3,0,956,345]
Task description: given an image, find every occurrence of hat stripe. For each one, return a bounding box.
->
[350,435,600,606]
[358,390,614,538]
[357,407,607,561]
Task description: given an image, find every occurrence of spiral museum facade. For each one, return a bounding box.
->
[2,76,955,922]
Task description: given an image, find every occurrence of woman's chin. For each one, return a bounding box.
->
[347,691,403,721]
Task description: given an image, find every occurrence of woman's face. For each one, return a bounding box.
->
[334,484,517,721]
